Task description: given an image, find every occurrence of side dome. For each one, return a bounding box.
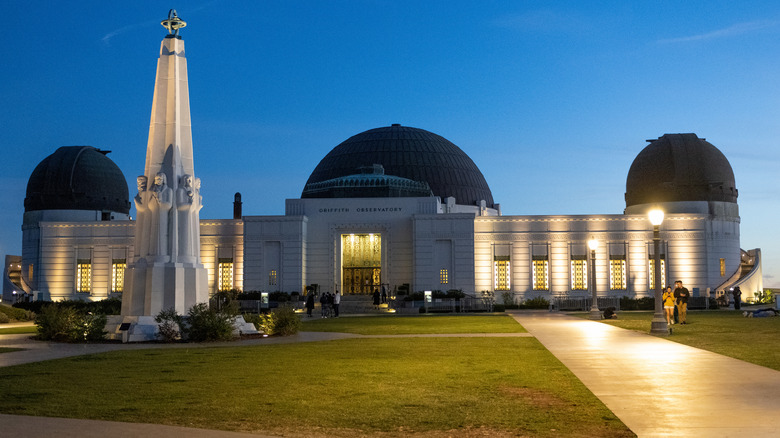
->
[625,134,738,208]
[302,125,494,207]
[24,146,130,214]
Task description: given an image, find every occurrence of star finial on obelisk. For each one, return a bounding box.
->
[161,9,187,36]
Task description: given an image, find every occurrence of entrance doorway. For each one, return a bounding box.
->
[341,233,381,294]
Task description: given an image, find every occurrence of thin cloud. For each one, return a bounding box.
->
[658,20,780,44]
[102,21,155,46]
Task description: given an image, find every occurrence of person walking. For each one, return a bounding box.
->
[333,290,341,317]
[733,286,742,310]
[674,280,690,324]
[373,289,381,308]
[663,286,675,325]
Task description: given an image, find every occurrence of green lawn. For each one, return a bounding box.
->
[301,313,527,334]
[592,310,780,371]
[0,315,631,437]
[0,326,37,335]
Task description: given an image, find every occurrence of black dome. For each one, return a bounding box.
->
[303,125,494,207]
[25,146,130,214]
[625,134,738,208]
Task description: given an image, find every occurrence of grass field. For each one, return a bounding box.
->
[0,315,632,437]
[590,310,780,371]
[300,313,528,334]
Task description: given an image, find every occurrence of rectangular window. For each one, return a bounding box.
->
[268,270,278,286]
[720,258,726,277]
[494,258,510,291]
[28,264,34,282]
[76,259,91,293]
[111,259,126,293]
[609,257,626,290]
[218,258,234,292]
[440,269,448,284]
[571,257,587,291]
[532,257,549,291]
[648,257,666,290]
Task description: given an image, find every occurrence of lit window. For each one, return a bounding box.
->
[269,270,277,286]
[218,258,234,292]
[28,264,34,282]
[609,258,626,290]
[440,269,448,284]
[720,258,726,277]
[76,259,91,293]
[532,258,549,291]
[648,257,666,290]
[571,258,587,291]
[494,258,510,291]
[112,259,126,293]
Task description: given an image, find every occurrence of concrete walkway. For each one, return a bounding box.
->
[509,311,780,438]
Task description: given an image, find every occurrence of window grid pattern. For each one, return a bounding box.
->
[76,259,91,293]
[269,270,277,286]
[440,269,448,284]
[494,260,510,291]
[648,258,666,290]
[532,259,549,290]
[610,259,627,290]
[218,258,234,292]
[111,259,126,293]
[720,258,726,277]
[571,259,587,290]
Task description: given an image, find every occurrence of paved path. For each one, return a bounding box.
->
[509,311,780,438]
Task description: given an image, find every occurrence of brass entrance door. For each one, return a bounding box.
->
[342,234,381,294]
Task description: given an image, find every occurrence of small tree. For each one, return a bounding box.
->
[155,308,184,342]
[260,305,301,336]
[186,303,237,342]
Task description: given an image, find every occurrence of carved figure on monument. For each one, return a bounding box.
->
[148,172,174,261]
[193,177,203,257]
[133,176,150,258]
[176,174,197,261]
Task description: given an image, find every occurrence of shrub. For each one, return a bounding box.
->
[493,304,506,312]
[14,298,121,316]
[260,305,301,336]
[0,312,9,323]
[155,308,184,342]
[81,312,108,342]
[1,304,35,321]
[619,296,655,311]
[186,303,237,342]
[35,305,80,342]
[33,305,105,342]
[519,297,549,309]
[242,313,262,330]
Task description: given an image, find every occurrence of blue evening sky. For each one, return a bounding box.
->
[1,1,778,285]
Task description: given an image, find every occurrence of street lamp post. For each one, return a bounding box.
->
[649,209,669,335]
[588,238,600,320]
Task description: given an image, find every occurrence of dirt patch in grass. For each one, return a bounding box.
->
[497,384,569,409]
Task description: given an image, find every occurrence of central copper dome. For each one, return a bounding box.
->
[303,125,495,207]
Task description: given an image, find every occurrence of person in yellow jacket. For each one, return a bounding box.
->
[662,286,675,325]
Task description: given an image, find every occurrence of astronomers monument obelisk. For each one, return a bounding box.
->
[118,10,209,340]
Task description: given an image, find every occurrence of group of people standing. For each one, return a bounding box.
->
[304,291,341,318]
[662,280,690,325]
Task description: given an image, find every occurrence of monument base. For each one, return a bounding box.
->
[122,258,209,317]
[106,315,260,343]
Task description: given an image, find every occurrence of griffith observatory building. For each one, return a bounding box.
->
[2,14,763,307]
